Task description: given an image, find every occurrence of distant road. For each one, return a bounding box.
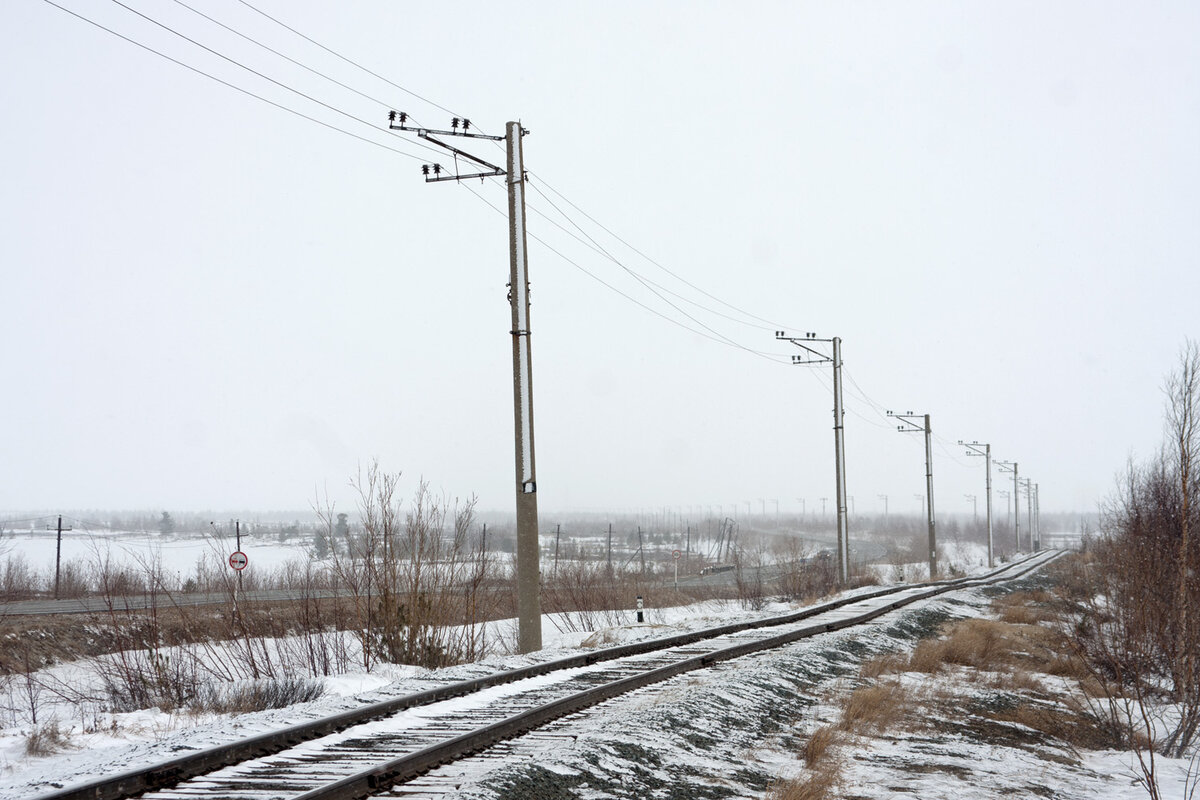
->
[0,588,345,616]
[0,535,889,616]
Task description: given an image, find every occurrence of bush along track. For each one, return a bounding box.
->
[34,552,1059,800]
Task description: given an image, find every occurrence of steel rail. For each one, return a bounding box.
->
[294,550,1063,800]
[35,551,1055,800]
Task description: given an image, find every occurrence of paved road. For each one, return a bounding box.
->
[0,536,889,615]
[0,588,346,616]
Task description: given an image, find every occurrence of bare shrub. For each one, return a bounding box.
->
[99,647,200,713]
[1069,341,1200,798]
[543,558,642,633]
[0,554,41,600]
[777,550,836,603]
[325,464,499,671]
[190,677,324,714]
[54,559,90,599]
[24,721,69,756]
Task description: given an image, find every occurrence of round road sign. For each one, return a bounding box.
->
[672,549,681,560]
[229,551,249,571]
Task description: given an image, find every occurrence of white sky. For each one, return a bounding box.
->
[2,1,1197,519]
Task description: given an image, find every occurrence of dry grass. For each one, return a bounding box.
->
[858,652,906,679]
[986,668,1044,693]
[766,763,841,800]
[859,599,1086,682]
[802,724,838,769]
[837,681,909,734]
[989,699,1115,751]
[781,578,1120,795]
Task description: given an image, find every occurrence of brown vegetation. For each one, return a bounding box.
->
[837,681,909,734]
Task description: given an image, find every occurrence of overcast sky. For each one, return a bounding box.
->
[2,1,1197,522]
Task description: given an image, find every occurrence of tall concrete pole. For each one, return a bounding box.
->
[832,337,849,584]
[962,441,995,569]
[1024,479,1035,552]
[985,444,994,568]
[1034,483,1041,551]
[506,121,541,653]
[923,414,937,579]
[1013,463,1021,552]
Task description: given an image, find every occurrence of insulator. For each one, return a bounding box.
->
[388,110,396,122]
[433,164,442,175]
[451,117,460,129]
[462,119,471,131]
[399,112,407,123]
[422,164,430,175]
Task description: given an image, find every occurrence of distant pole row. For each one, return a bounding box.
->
[774,331,1042,583]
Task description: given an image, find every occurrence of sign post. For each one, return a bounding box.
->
[672,549,681,591]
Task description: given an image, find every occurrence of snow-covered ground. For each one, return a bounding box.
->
[0,527,314,586]
[2,546,1172,800]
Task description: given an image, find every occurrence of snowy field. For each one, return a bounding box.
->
[0,527,314,585]
[0,547,1183,800]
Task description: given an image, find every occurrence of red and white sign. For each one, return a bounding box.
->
[672,549,682,560]
[229,551,249,571]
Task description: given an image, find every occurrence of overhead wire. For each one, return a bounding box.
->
[528,171,807,333]
[168,0,439,131]
[0,515,58,528]
[42,0,1012,479]
[459,181,791,363]
[39,0,432,164]
[143,0,811,364]
[524,182,776,332]
[79,0,790,361]
[106,0,448,161]
[519,179,786,357]
[234,0,484,135]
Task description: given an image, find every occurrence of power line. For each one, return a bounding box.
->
[190,1,807,354]
[235,0,477,133]
[107,0,445,159]
[168,0,439,135]
[0,515,58,527]
[525,181,776,332]
[519,180,780,354]
[529,172,805,333]
[460,182,790,363]
[40,0,431,164]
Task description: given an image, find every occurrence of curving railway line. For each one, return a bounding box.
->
[37,551,1063,800]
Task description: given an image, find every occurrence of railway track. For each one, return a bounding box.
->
[38,551,1062,800]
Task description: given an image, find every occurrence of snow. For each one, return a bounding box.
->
[2,551,1188,800]
[0,528,314,583]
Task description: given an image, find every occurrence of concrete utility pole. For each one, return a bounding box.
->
[1022,478,1035,551]
[878,494,889,525]
[892,412,937,579]
[1034,483,1041,551]
[775,332,849,584]
[997,460,1020,553]
[389,113,543,652]
[960,441,994,568]
[965,494,978,523]
[50,515,72,600]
